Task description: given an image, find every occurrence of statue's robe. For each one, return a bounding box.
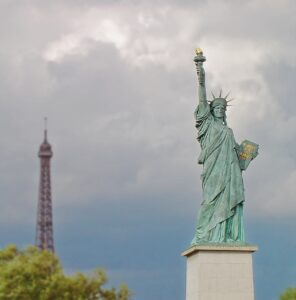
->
[191,103,245,244]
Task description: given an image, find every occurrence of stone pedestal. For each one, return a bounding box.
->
[182,244,258,300]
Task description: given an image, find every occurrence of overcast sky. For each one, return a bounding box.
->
[0,0,296,299]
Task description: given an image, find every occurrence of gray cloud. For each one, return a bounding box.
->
[0,0,294,220]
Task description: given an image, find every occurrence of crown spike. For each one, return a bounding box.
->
[219,89,222,97]
[211,91,216,100]
[224,91,231,99]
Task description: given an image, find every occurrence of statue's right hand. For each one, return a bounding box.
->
[196,63,205,85]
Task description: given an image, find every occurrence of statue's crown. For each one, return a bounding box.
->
[209,90,233,108]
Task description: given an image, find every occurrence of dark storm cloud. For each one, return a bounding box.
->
[46,41,199,212]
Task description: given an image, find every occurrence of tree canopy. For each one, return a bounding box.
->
[280,288,296,300]
[0,245,131,300]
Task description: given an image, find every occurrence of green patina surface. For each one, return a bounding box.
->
[191,49,259,245]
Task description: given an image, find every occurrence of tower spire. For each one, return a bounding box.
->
[44,117,48,142]
[35,120,54,252]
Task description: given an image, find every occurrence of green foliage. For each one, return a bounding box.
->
[0,245,132,300]
[280,288,296,300]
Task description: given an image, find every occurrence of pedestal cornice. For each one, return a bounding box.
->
[182,244,258,257]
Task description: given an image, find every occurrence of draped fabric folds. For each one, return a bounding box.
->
[191,103,245,244]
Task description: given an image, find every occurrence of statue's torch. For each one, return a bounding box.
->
[194,48,206,63]
[193,48,206,85]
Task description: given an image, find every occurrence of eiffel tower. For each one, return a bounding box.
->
[35,120,54,252]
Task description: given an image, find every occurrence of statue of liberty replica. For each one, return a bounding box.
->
[183,49,259,300]
[191,48,259,245]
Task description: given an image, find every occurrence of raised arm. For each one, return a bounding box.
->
[194,48,207,105]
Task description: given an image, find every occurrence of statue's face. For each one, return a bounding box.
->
[213,105,226,119]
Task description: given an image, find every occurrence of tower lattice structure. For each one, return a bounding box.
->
[35,128,54,252]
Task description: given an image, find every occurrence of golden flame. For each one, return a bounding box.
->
[195,48,203,55]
